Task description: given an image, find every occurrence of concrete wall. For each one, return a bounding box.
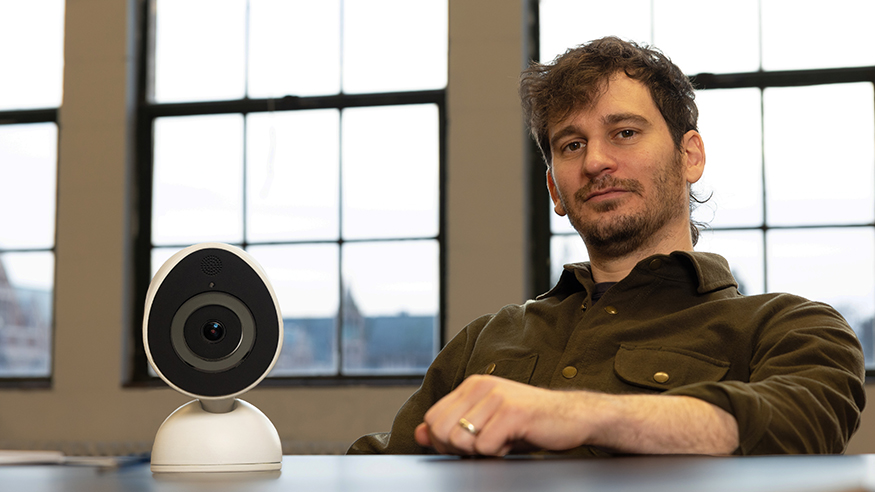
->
[2,0,874,455]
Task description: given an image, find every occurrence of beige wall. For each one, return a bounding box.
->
[2,0,874,455]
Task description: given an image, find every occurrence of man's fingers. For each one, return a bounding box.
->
[421,376,499,450]
[418,376,595,456]
[430,376,526,456]
[418,376,498,455]
[414,423,432,447]
[455,388,509,456]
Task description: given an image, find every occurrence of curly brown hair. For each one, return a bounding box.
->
[519,36,698,166]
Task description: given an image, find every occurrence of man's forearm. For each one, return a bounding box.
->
[415,375,739,456]
[578,392,739,455]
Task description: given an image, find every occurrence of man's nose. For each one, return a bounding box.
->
[582,140,617,178]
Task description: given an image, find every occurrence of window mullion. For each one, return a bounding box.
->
[337,108,345,376]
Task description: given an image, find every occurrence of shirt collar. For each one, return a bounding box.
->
[536,251,738,300]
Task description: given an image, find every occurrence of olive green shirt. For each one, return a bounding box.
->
[349,251,866,455]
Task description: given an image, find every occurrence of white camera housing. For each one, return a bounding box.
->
[143,243,283,473]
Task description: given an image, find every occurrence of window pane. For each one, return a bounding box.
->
[247,110,340,242]
[248,244,340,377]
[764,83,875,226]
[696,229,765,296]
[341,240,439,375]
[152,114,244,245]
[0,123,57,249]
[539,0,652,63]
[762,0,875,71]
[0,1,64,110]
[693,88,763,228]
[767,228,874,367]
[248,0,341,98]
[342,0,447,93]
[0,252,53,377]
[153,0,246,103]
[342,104,439,240]
[550,234,588,286]
[653,0,759,74]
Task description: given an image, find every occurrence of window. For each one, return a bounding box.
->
[535,0,875,369]
[134,0,447,382]
[0,1,65,379]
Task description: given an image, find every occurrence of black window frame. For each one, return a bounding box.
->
[129,0,447,387]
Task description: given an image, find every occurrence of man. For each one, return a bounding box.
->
[348,37,866,456]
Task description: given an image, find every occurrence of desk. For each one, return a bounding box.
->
[2,454,874,491]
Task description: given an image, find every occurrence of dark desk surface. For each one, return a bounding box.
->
[2,454,874,492]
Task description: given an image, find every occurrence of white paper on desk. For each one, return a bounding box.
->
[0,450,149,468]
[0,450,65,465]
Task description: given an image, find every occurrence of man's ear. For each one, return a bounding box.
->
[681,130,706,184]
[546,169,567,216]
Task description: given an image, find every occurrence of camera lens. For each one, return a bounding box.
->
[179,301,245,366]
[202,320,225,343]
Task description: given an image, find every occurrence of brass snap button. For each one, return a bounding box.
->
[561,366,578,379]
[649,258,663,270]
[485,362,496,375]
[581,301,588,311]
[604,306,618,315]
[653,371,670,384]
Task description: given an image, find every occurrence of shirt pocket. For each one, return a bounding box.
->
[613,344,730,391]
[475,354,539,384]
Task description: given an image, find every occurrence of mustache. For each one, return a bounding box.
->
[573,175,644,203]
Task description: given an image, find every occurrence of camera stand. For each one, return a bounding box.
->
[150,398,282,473]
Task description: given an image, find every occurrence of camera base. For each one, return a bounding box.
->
[150,399,282,473]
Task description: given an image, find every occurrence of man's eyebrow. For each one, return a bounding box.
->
[549,125,580,149]
[601,112,651,127]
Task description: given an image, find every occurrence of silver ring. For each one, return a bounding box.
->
[458,417,478,435]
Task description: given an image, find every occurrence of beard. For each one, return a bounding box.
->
[561,152,688,259]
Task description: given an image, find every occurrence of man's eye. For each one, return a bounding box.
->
[618,129,636,138]
[564,141,583,152]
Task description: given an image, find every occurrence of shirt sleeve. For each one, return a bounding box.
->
[664,297,866,454]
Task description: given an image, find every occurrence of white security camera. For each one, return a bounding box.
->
[143,243,284,473]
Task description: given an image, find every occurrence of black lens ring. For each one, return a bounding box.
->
[170,292,255,372]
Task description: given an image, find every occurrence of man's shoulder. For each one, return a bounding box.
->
[733,290,850,322]
[464,302,531,332]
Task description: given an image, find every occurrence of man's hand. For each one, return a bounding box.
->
[413,375,739,456]
[414,375,590,455]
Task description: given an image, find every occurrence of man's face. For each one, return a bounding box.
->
[546,74,704,258]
